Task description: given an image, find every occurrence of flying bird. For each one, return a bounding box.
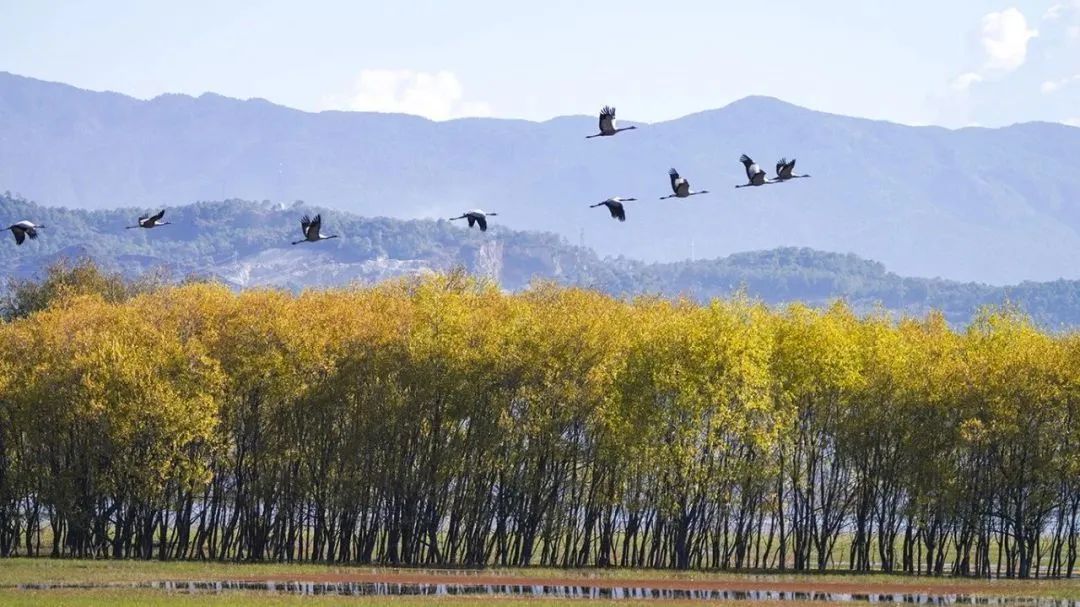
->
[6,221,43,245]
[736,154,775,188]
[291,214,338,245]
[450,209,498,232]
[775,158,811,181]
[126,209,171,229]
[590,197,637,222]
[585,106,637,138]
[660,169,709,199]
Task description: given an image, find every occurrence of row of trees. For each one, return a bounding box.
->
[0,263,1078,577]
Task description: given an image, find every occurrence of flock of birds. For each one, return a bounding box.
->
[3,106,810,245]
[449,107,810,231]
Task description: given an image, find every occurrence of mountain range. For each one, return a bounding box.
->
[2,193,1078,328]
[2,71,1079,285]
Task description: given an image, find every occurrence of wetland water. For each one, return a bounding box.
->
[10,580,1080,604]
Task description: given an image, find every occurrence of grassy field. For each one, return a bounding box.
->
[1,559,1079,604]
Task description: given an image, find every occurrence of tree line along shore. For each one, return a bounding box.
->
[0,262,1077,578]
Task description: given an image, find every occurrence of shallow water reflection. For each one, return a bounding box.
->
[11,580,1079,604]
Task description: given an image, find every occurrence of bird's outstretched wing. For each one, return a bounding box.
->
[311,214,323,235]
[668,168,680,193]
[12,229,25,245]
[740,154,754,165]
[148,209,166,223]
[599,106,616,130]
[300,214,312,235]
[26,227,38,240]
[612,204,626,222]
[776,158,788,175]
[477,215,488,231]
[137,213,149,221]
[467,216,476,228]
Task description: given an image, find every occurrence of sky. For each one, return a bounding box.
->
[1,1,1079,128]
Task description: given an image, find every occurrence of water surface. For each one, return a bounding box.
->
[11,580,1079,604]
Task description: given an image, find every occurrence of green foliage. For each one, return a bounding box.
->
[0,258,167,320]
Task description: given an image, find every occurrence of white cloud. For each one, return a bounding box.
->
[1043,2,1080,42]
[1044,0,1080,21]
[322,70,492,120]
[944,8,1037,114]
[1041,73,1080,93]
[1065,117,1080,127]
[940,6,1078,127]
[951,72,984,91]
[979,8,1039,72]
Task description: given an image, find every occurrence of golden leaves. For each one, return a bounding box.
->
[1,272,1077,532]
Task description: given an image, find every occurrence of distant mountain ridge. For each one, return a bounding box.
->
[2,193,1078,328]
[1,71,1079,284]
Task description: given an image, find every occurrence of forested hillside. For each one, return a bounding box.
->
[0,268,1076,577]
[3,193,1080,326]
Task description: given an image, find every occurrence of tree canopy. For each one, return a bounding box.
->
[0,264,1077,577]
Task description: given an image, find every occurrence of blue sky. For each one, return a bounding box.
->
[2,1,1079,127]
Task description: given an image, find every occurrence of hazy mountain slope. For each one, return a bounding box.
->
[0,195,595,292]
[1,71,1079,283]
[2,194,1078,327]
